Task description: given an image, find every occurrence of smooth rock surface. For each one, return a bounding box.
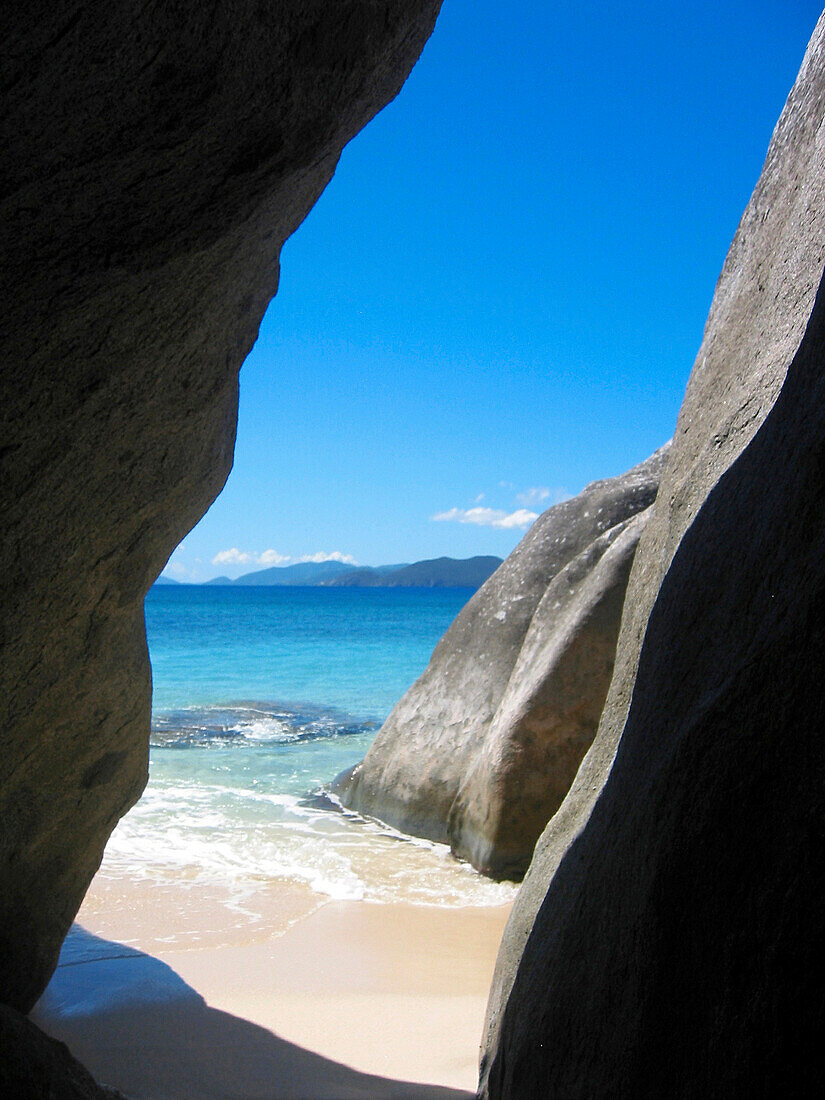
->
[0,0,441,1012]
[448,509,651,880]
[481,12,825,1096]
[336,448,666,877]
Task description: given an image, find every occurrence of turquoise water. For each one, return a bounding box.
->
[100,586,517,907]
[148,584,468,716]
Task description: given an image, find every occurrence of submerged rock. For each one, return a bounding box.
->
[0,0,442,1012]
[335,446,667,878]
[481,11,825,1097]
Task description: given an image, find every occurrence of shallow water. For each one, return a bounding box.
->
[100,586,518,908]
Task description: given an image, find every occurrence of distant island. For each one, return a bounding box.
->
[155,555,503,590]
[320,556,502,588]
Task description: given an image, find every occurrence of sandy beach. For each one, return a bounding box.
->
[32,874,511,1098]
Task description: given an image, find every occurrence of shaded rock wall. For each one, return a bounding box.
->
[336,448,666,878]
[481,11,825,1096]
[0,0,441,1012]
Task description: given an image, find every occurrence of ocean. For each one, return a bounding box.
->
[98,585,517,912]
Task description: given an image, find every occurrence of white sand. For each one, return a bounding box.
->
[32,875,511,1098]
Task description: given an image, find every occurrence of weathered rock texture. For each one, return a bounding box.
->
[335,447,667,878]
[0,1,441,1013]
[481,12,825,1097]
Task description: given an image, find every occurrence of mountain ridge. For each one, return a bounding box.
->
[320,555,503,588]
[156,555,503,590]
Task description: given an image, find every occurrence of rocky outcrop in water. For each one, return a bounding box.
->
[335,447,667,879]
[0,0,441,1013]
[481,12,825,1097]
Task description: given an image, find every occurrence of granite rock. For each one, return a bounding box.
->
[335,448,666,877]
[481,11,825,1096]
[0,0,441,1012]
[448,508,651,879]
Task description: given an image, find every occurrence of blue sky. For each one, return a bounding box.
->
[165,1,822,582]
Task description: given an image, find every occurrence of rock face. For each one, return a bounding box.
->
[481,12,825,1097]
[335,447,667,878]
[0,0,442,1012]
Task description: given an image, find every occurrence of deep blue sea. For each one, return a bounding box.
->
[100,585,517,908]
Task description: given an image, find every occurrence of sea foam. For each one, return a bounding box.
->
[100,587,519,910]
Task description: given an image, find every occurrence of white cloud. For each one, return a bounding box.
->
[258,549,291,566]
[431,506,538,530]
[494,508,541,529]
[298,551,357,564]
[474,492,485,504]
[517,486,571,508]
[210,548,357,570]
[212,548,253,566]
[517,486,551,507]
[164,559,189,578]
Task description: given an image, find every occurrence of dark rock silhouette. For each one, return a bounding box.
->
[335,447,666,878]
[0,0,442,1012]
[481,12,825,1096]
[0,1003,121,1099]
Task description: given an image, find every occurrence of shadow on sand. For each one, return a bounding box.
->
[31,926,473,1099]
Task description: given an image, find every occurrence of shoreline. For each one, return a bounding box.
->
[33,873,512,1097]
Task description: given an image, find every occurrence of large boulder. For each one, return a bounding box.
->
[335,447,667,878]
[481,11,825,1097]
[0,0,442,1012]
[447,507,652,880]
